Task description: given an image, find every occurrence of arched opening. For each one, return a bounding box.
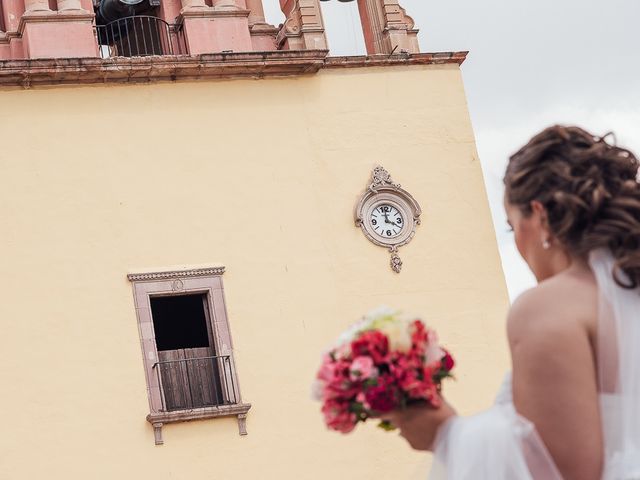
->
[318,0,366,56]
[263,0,285,26]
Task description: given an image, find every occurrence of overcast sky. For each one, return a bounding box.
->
[264,0,640,300]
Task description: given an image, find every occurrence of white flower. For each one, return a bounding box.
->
[366,306,414,353]
[424,330,444,364]
[329,306,420,355]
[310,380,324,401]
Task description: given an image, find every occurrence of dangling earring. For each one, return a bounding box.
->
[542,239,551,250]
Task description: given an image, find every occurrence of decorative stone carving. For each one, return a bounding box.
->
[390,250,403,273]
[369,165,400,192]
[237,413,248,435]
[171,279,184,291]
[356,0,419,54]
[277,0,327,51]
[153,422,164,445]
[127,266,225,282]
[355,166,421,273]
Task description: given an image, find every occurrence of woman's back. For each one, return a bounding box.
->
[506,261,602,480]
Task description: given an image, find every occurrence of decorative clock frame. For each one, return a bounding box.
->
[355,166,422,273]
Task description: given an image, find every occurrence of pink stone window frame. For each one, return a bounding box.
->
[128,267,250,443]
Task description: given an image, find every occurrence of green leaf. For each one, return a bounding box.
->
[377,420,397,431]
[363,378,378,388]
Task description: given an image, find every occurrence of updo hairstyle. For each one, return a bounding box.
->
[504,126,640,288]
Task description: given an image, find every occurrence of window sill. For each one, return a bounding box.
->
[146,403,251,445]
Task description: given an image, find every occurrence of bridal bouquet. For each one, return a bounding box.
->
[313,307,455,433]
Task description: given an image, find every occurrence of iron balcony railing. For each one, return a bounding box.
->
[95,16,187,58]
[152,354,238,412]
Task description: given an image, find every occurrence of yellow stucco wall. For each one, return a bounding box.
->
[0,64,509,479]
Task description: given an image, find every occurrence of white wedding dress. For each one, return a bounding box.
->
[429,249,640,480]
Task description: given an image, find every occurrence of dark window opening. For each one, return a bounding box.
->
[150,294,210,351]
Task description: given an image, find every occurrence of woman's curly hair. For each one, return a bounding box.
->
[504,125,640,289]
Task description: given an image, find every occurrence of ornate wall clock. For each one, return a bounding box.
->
[354,166,422,273]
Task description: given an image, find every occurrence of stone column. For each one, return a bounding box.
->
[56,0,83,11]
[0,30,7,60]
[1,0,24,58]
[158,0,181,24]
[245,0,264,24]
[357,0,418,55]
[3,0,25,28]
[245,0,277,51]
[23,0,49,12]
[277,0,327,51]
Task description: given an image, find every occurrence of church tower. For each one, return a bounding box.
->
[0,1,509,478]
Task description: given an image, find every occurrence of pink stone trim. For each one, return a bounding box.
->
[324,51,468,68]
[18,10,97,59]
[0,50,467,87]
[0,50,328,86]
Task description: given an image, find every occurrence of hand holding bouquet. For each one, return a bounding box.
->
[313,307,455,433]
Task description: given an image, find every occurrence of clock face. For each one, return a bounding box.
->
[370,204,404,238]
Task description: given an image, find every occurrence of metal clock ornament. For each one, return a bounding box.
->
[354,166,422,273]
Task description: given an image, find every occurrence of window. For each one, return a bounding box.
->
[128,267,250,445]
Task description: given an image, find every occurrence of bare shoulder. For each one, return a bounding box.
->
[507,269,598,344]
[508,269,603,480]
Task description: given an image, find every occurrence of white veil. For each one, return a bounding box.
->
[590,249,640,479]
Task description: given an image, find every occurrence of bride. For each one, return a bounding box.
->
[382,125,640,480]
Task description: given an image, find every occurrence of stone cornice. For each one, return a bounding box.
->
[0,32,20,44]
[127,266,226,282]
[179,6,251,19]
[0,50,329,87]
[325,51,468,68]
[0,51,467,87]
[18,9,94,35]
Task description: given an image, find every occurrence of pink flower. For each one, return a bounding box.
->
[411,320,428,345]
[322,400,357,433]
[349,356,378,381]
[356,391,371,410]
[442,350,455,371]
[351,330,389,365]
[365,375,399,413]
[316,355,337,383]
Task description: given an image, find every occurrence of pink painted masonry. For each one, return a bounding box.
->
[0,0,420,60]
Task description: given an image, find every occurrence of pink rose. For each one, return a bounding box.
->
[411,320,428,345]
[322,400,357,433]
[351,330,389,365]
[349,356,378,381]
[442,350,455,371]
[364,375,399,413]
